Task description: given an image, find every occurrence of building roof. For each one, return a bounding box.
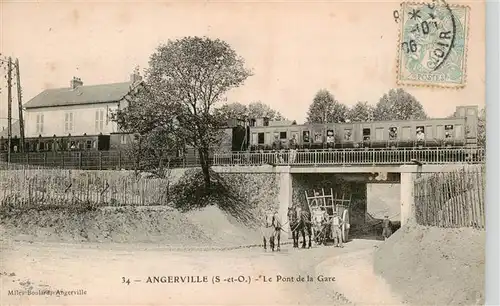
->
[0,120,20,138]
[23,81,136,109]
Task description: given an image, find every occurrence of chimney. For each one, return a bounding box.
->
[130,72,142,83]
[70,77,83,89]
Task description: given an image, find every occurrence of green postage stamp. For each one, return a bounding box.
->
[397,1,470,88]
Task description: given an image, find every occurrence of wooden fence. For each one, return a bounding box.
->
[414,165,485,229]
[0,169,172,209]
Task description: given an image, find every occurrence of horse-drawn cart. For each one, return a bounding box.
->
[305,188,351,244]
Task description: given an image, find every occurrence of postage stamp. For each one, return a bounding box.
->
[397,1,470,88]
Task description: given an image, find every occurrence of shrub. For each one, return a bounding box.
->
[169,168,256,224]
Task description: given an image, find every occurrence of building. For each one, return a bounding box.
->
[0,120,21,139]
[21,73,143,150]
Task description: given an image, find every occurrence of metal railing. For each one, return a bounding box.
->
[0,147,485,170]
[212,147,485,166]
[0,151,202,170]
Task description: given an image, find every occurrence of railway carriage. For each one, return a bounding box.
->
[0,134,111,153]
[245,105,479,151]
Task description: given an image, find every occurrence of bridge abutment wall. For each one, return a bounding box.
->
[400,165,418,226]
[277,167,292,240]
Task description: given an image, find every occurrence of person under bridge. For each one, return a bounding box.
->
[331,211,344,248]
[382,215,393,240]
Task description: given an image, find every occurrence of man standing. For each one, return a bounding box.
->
[289,134,298,163]
[382,215,392,240]
[331,211,344,248]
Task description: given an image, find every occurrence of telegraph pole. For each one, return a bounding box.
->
[7,57,12,163]
[15,58,25,153]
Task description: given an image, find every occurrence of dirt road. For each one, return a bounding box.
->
[1,238,383,305]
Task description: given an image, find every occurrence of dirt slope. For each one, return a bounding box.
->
[0,205,261,248]
[374,223,485,305]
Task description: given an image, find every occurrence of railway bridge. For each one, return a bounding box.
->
[212,147,485,239]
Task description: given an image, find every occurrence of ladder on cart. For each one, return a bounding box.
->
[304,188,352,243]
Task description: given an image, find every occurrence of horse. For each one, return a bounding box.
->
[262,211,282,252]
[287,205,312,249]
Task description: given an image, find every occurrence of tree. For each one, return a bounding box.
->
[115,37,252,189]
[374,88,427,121]
[347,101,375,122]
[215,101,285,122]
[113,77,182,176]
[306,89,348,123]
[477,107,486,146]
[247,101,285,120]
[216,102,248,121]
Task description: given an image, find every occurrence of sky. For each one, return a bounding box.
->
[0,0,485,127]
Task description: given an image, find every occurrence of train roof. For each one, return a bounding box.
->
[250,116,466,129]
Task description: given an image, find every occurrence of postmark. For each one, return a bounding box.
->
[396,0,470,88]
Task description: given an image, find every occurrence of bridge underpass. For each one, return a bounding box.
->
[213,163,470,241]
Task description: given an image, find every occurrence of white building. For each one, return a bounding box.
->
[23,74,142,139]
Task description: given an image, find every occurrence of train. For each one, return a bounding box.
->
[233,105,480,152]
[0,105,480,159]
[0,133,113,153]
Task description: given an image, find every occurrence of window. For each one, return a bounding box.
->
[290,132,299,144]
[303,131,310,142]
[445,125,453,138]
[362,128,371,141]
[416,126,425,141]
[95,109,104,132]
[389,127,398,140]
[314,132,322,142]
[64,112,74,133]
[39,142,45,151]
[375,128,384,140]
[251,133,258,145]
[344,129,352,141]
[36,114,44,134]
[257,133,265,144]
[47,142,52,151]
[280,131,287,139]
[120,135,128,145]
[326,129,335,143]
[86,140,92,149]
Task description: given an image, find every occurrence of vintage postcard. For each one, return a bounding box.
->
[0,0,487,305]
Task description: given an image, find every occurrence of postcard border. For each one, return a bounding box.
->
[485,1,500,305]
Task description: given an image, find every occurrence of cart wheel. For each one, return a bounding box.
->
[342,209,350,243]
